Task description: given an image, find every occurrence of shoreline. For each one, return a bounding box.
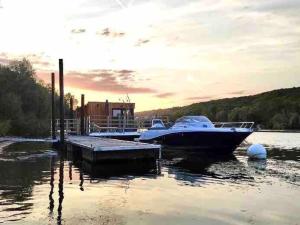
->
[256,130,300,133]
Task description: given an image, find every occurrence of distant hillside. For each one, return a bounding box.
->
[136,87,300,129]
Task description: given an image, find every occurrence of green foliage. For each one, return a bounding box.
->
[0,59,75,137]
[0,120,11,136]
[137,87,300,130]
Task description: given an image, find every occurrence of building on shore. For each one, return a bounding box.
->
[76,100,135,118]
[75,100,135,129]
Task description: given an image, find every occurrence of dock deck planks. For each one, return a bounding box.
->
[66,136,159,151]
[65,136,161,162]
[0,136,161,162]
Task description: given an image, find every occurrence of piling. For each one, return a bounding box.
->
[70,97,74,119]
[51,72,56,140]
[80,94,85,135]
[59,59,65,145]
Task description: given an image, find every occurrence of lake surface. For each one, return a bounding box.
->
[0,132,299,225]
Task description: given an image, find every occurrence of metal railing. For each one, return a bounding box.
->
[89,115,136,130]
[213,122,255,129]
[51,117,254,136]
[51,116,170,135]
[135,116,169,129]
[52,118,85,136]
[89,116,170,133]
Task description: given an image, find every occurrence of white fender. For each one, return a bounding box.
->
[247,144,267,159]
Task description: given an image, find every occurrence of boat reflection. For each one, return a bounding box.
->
[162,148,254,186]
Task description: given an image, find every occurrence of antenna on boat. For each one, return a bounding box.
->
[126,94,130,103]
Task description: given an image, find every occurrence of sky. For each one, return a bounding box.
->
[0,0,299,111]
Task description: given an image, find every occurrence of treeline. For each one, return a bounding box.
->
[0,59,75,137]
[137,87,300,129]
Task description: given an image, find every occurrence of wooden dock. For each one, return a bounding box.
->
[65,136,161,162]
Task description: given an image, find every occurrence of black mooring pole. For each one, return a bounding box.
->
[51,72,56,140]
[80,94,85,135]
[70,97,74,119]
[59,59,65,145]
[69,96,74,134]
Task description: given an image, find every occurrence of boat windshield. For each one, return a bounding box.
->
[175,116,212,124]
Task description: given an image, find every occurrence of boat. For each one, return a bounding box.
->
[138,116,254,154]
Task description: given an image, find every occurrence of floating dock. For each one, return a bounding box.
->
[65,136,161,162]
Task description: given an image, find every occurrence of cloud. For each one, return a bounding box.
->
[246,0,300,13]
[71,28,86,34]
[185,95,215,102]
[24,53,51,67]
[0,52,51,67]
[155,92,175,98]
[65,69,155,94]
[226,90,246,95]
[0,53,10,64]
[114,0,136,9]
[115,69,135,81]
[135,39,150,46]
[97,28,125,37]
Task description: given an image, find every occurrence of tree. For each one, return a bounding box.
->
[270,113,289,130]
[215,110,227,121]
[0,59,75,137]
[289,113,300,129]
[136,87,300,129]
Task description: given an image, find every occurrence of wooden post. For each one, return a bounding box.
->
[70,97,74,119]
[80,94,85,135]
[69,97,74,134]
[59,59,65,145]
[51,72,56,140]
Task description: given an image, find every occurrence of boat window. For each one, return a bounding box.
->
[176,116,211,123]
[151,119,165,128]
[112,109,122,117]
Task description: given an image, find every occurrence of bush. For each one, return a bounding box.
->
[0,120,11,136]
[0,59,73,137]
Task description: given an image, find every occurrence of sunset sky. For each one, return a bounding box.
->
[0,0,299,111]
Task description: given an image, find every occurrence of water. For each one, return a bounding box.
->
[0,132,299,225]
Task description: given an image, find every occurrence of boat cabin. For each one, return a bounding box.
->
[172,116,215,129]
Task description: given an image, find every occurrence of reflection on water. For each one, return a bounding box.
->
[247,159,267,170]
[0,143,54,224]
[80,160,159,180]
[0,133,299,225]
[49,157,55,215]
[246,132,300,150]
[163,150,255,187]
[57,156,64,225]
